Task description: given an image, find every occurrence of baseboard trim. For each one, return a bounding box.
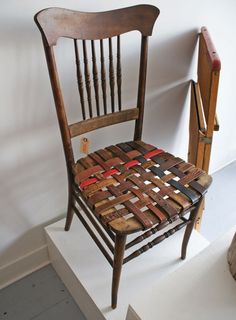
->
[0,245,50,290]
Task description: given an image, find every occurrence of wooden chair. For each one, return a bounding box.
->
[35,6,212,308]
[188,27,221,230]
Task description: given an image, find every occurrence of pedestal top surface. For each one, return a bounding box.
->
[127,226,236,320]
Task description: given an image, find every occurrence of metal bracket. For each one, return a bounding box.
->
[200,136,212,144]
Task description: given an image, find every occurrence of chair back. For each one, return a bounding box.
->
[34,5,160,175]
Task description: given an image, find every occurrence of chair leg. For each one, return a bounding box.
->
[181,198,204,260]
[65,186,75,231]
[111,234,126,309]
[194,198,205,231]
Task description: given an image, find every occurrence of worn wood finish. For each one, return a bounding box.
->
[35,7,213,308]
[188,27,221,230]
[35,5,160,45]
[116,35,122,111]
[134,36,148,140]
[82,40,93,118]
[91,40,100,116]
[188,81,205,168]
[124,219,189,264]
[181,198,203,259]
[198,27,221,134]
[74,40,86,120]
[42,44,75,168]
[109,38,115,112]
[65,182,75,231]
[111,234,126,309]
[194,82,206,133]
[193,198,205,230]
[100,39,107,115]
[69,108,139,138]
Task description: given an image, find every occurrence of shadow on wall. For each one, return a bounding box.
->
[149,29,198,90]
[0,133,67,265]
[143,29,198,153]
[145,81,191,151]
[0,26,69,266]
[0,21,198,267]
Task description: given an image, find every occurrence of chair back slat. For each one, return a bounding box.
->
[100,39,107,115]
[108,38,115,112]
[116,35,122,111]
[82,40,93,118]
[91,40,100,116]
[74,39,86,120]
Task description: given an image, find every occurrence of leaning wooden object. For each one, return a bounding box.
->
[35,6,212,308]
[188,27,221,230]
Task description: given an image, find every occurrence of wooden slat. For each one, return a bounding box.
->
[100,39,107,115]
[188,81,203,166]
[202,143,212,173]
[196,131,205,169]
[69,108,139,138]
[74,39,86,120]
[82,40,93,118]
[109,38,115,112]
[194,82,206,133]
[91,40,100,116]
[117,35,122,111]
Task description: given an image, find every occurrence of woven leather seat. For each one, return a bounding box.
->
[75,141,211,234]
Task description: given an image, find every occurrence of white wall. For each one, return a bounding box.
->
[1,0,236,284]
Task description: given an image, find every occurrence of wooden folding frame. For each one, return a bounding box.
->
[35,7,212,308]
[188,27,221,230]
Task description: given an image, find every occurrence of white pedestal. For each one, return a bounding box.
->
[45,218,209,320]
[126,226,236,320]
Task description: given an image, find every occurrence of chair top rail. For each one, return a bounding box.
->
[34,5,160,46]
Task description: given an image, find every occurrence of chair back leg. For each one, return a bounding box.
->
[65,184,75,231]
[181,198,204,259]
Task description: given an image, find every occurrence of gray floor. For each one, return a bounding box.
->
[201,160,236,242]
[1,161,236,320]
[0,265,86,320]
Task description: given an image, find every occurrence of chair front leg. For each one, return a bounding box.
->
[112,234,126,309]
[181,197,204,260]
